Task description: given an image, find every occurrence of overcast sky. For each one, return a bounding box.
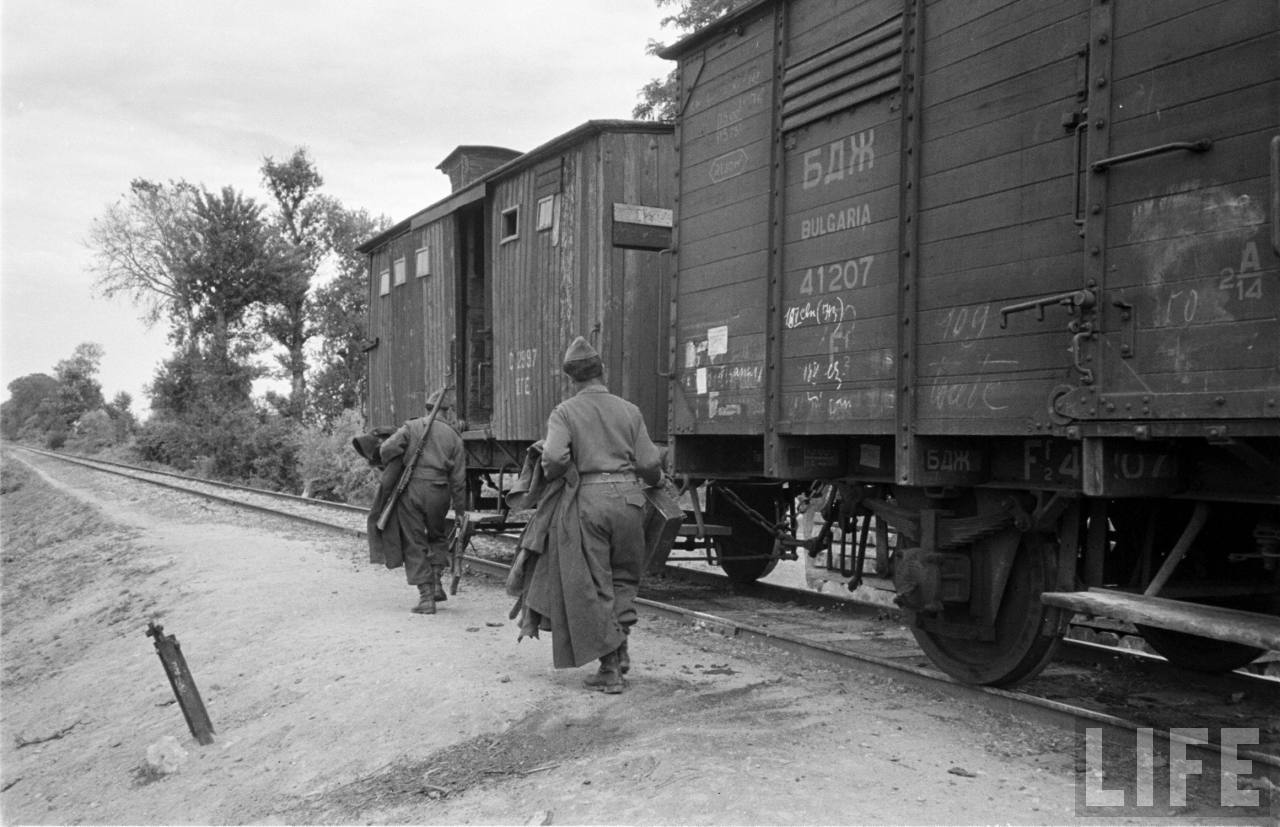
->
[1,0,675,414]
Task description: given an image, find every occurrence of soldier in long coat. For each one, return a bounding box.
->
[379,389,467,614]
[527,336,662,692]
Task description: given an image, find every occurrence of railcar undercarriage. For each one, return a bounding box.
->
[688,479,1280,687]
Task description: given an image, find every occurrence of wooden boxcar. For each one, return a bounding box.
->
[661,0,1279,684]
[360,120,675,498]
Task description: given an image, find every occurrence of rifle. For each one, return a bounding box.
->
[447,511,472,595]
[375,385,451,532]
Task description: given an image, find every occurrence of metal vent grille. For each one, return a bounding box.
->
[781,15,903,132]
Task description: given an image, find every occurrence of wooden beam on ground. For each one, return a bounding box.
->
[1040,588,1280,651]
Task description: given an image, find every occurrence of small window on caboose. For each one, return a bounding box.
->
[393,256,406,286]
[536,195,555,231]
[416,244,430,277]
[500,206,520,244]
[379,267,391,296]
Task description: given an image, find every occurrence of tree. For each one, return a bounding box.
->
[85,167,320,485]
[1,344,105,445]
[104,391,137,443]
[260,148,329,419]
[87,179,200,344]
[633,73,680,121]
[52,342,105,431]
[140,345,293,486]
[1,373,60,439]
[140,218,294,486]
[69,409,116,452]
[129,182,290,479]
[309,204,391,425]
[89,176,291,368]
[634,0,751,120]
[178,186,289,374]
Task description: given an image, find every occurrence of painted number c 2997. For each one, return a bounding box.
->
[509,348,537,396]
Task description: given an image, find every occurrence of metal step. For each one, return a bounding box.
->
[1040,588,1280,651]
[677,522,731,537]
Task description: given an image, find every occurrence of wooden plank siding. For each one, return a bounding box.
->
[667,0,1093,441]
[670,4,777,436]
[364,121,675,468]
[488,128,675,444]
[665,0,1277,480]
[777,84,902,433]
[1086,0,1280,415]
[608,131,675,437]
[490,166,556,445]
[365,219,456,428]
[911,0,1090,434]
[775,0,905,436]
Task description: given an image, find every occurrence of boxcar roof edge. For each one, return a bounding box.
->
[656,0,774,61]
[356,119,674,254]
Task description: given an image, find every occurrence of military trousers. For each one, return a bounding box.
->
[398,478,452,586]
[576,480,647,631]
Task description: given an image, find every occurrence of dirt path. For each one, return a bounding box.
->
[1,450,1140,824]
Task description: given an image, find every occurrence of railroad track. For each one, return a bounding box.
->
[10,445,1278,788]
[11,446,369,536]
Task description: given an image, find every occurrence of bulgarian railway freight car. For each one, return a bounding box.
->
[660,0,1279,685]
[360,121,675,502]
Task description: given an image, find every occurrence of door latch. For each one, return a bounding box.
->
[999,288,1096,328]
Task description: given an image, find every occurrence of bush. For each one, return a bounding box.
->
[134,406,302,491]
[66,409,117,453]
[243,416,301,491]
[135,418,201,471]
[294,408,380,506]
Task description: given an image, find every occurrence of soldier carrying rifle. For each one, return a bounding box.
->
[378,387,467,614]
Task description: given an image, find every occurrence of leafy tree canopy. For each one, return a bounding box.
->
[634,0,753,120]
[1,343,109,444]
[259,147,331,419]
[52,342,106,428]
[1,372,60,439]
[178,186,288,343]
[87,178,200,342]
[308,204,391,425]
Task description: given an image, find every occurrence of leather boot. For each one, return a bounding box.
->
[618,637,630,675]
[583,650,624,694]
[412,582,436,614]
[431,566,448,601]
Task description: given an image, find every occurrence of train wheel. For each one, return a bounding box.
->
[911,535,1064,687]
[706,484,781,584]
[1136,626,1264,673]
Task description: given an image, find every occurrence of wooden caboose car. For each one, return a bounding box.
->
[660,0,1279,684]
[360,120,675,508]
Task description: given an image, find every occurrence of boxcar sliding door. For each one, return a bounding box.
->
[1071,0,1280,422]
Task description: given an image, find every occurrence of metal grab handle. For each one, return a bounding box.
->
[1069,322,1096,385]
[1091,139,1212,172]
[1070,119,1088,226]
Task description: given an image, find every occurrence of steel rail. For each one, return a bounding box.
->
[14,446,367,515]
[10,447,365,538]
[15,445,1279,785]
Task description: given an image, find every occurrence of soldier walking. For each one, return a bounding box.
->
[525,336,663,692]
[379,388,467,614]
